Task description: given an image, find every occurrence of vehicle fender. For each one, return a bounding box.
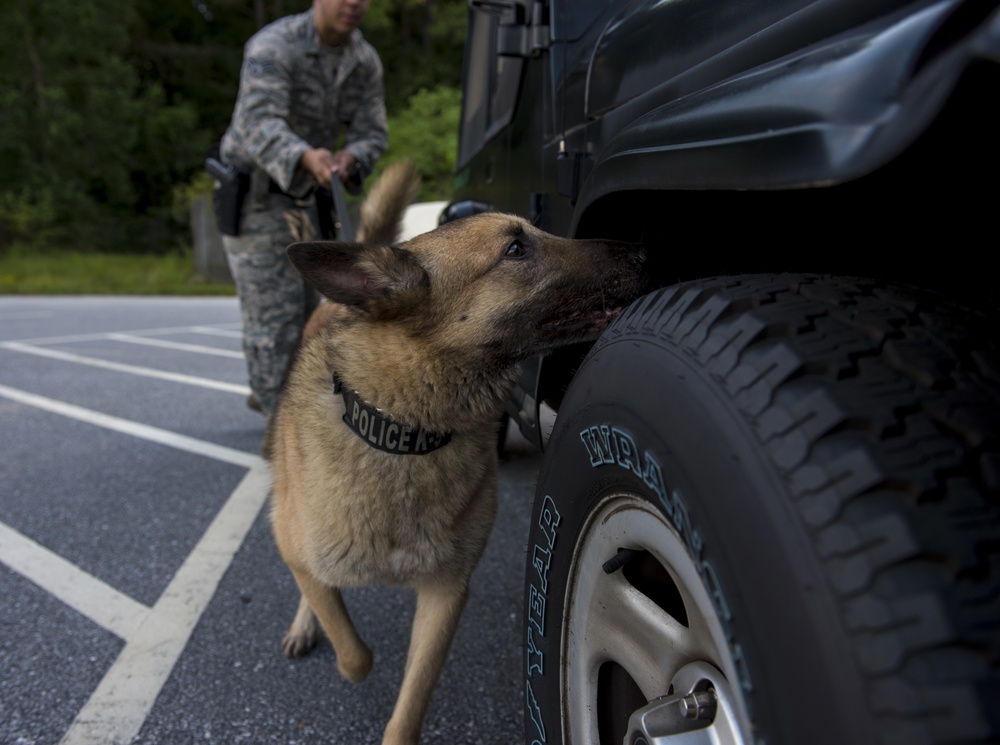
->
[572,1,999,228]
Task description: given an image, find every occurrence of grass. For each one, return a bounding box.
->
[0,249,236,295]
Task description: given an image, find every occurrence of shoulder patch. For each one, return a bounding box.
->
[247,57,280,78]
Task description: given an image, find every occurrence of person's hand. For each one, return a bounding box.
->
[300,148,357,188]
[329,150,357,186]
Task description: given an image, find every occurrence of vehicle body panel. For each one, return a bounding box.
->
[450,0,1000,442]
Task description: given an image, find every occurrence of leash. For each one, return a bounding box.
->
[315,175,355,241]
[330,176,355,241]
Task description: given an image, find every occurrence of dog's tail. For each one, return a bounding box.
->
[356,159,422,245]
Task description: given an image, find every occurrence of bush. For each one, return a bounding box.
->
[378,85,461,202]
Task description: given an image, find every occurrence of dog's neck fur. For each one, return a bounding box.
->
[332,373,453,455]
[322,327,521,436]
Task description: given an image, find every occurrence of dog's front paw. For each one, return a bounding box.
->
[337,643,373,683]
[281,629,319,658]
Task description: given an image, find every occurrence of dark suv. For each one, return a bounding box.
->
[444,1,1000,744]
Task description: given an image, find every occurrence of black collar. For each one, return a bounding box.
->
[334,375,451,455]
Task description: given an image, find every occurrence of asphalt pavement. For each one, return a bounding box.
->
[0,295,539,745]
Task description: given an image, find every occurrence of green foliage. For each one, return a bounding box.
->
[128,0,266,138]
[364,0,468,114]
[0,245,235,295]
[0,189,56,249]
[132,84,213,211]
[171,172,217,225]
[0,0,135,248]
[0,0,215,253]
[379,85,461,201]
[0,0,469,263]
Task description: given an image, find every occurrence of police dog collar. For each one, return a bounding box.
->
[334,375,451,455]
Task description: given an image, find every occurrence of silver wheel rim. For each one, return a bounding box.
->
[562,494,751,744]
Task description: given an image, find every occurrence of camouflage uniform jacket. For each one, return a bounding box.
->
[220,10,388,198]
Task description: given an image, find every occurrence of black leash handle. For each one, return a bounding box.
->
[329,177,355,242]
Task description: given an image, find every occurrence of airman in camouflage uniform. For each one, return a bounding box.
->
[219,0,388,419]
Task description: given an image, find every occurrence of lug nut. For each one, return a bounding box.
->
[679,690,717,720]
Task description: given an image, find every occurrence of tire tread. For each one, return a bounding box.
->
[588,273,1000,743]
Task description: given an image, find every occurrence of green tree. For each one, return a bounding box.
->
[0,0,135,248]
[362,0,467,201]
[0,0,469,255]
[0,0,210,252]
[364,0,467,114]
[128,0,276,141]
[380,84,461,201]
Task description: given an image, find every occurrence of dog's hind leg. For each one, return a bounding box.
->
[381,579,470,745]
[284,569,374,683]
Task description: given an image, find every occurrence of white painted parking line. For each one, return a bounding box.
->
[59,462,271,745]
[0,373,269,745]
[0,522,150,640]
[189,326,243,339]
[2,323,242,347]
[1,343,249,395]
[2,316,273,744]
[106,333,245,359]
[0,384,258,468]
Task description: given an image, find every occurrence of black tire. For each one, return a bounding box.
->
[523,274,1000,745]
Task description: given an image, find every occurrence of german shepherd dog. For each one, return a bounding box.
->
[268,161,646,744]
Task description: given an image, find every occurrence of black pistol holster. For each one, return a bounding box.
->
[205,157,250,237]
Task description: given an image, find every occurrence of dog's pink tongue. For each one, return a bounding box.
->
[539,305,622,333]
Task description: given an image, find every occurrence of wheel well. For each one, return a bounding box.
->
[541,59,998,415]
[573,59,999,313]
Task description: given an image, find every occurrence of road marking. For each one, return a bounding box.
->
[59,461,271,745]
[1,316,272,744]
[1,342,249,395]
[1,323,242,346]
[106,333,245,359]
[190,326,243,339]
[0,522,150,640]
[0,384,258,468]
[0,376,268,745]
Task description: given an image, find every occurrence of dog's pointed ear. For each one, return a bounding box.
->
[288,241,429,319]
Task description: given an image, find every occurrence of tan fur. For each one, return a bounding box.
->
[356,159,422,245]
[302,160,422,343]
[268,165,646,744]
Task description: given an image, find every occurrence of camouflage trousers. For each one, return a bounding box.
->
[223,193,320,419]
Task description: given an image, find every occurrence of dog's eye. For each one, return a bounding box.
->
[504,240,528,259]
